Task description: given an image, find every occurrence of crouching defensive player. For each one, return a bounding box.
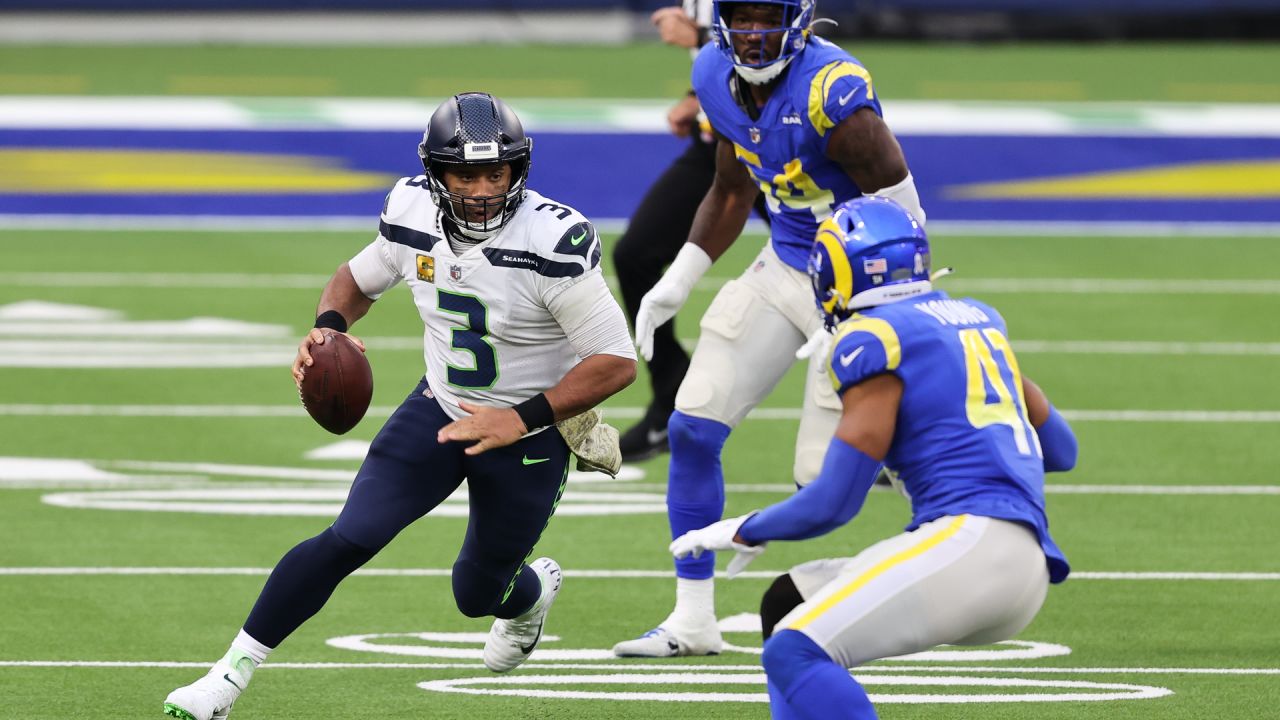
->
[671,196,1076,719]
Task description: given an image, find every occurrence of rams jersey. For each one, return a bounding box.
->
[827,291,1070,582]
[692,36,882,271]
[349,178,633,422]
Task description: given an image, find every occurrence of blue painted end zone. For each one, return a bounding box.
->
[2,129,1278,224]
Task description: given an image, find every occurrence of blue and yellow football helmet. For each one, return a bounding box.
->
[711,0,815,84]
[808,196,932,330]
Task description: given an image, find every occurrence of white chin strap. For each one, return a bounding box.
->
[454,221,500,241]
[849,280,932,310]
[733,55,794,85]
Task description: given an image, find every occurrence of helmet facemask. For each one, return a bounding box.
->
[712,0,814,85]
[423,154,530,241]
[418,92,533,242]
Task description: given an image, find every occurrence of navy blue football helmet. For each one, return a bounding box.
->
[419,92,532,239]
[711,0,815,84]
[808,196,932,330]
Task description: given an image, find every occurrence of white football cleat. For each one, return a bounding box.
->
[612,616,723,658]
[162,660,249,720]
[483,557,562,673]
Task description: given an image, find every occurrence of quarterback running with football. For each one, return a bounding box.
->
[163,92,636,720]
[672,196,1076,718]
[616,0,928,657]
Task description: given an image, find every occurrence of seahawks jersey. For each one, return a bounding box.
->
[692,36,882,271]
[348,178,632,422]
[827,291,1070,583]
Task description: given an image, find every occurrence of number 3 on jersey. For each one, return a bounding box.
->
[438,289,498,389]
[959,328,1041,457]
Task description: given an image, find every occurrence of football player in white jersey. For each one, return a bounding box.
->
[162,92,636,720]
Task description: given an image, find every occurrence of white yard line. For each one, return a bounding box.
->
[0,567,1275,580]
[0,660,1276,675]
[1,214,1279,236]
[2,405,1279,423]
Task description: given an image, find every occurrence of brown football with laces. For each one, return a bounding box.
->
[299,332,373,435]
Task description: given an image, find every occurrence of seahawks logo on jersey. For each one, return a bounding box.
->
[554,221,596,259]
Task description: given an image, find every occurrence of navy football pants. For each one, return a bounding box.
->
[244,380,570,648]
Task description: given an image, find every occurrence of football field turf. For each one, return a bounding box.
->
[2,226,1278,718]
[2,37,1279,718]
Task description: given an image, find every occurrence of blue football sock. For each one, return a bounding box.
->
[665,411,731,580]
[762,630,878,720]
[767,680,802,720]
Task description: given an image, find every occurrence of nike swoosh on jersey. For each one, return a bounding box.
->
[838,89,858,106]
[522,456,550,465]
[840,346,865,366]
[569,229,588,246]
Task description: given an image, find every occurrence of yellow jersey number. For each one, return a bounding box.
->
[959,328,1042,457]
[734,144,834,218]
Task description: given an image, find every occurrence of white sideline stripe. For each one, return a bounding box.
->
[942,278,1280,295]
[8,337,1280,358]
[1,214,1278,237]
[1,568,1276,581]
[6,271,1280,296]
[2,405,1280,423]
[1,660,1276,675]
[1012,340,1280,356]
[1048,485,1280,496]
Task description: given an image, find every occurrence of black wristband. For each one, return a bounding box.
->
[513,393,555,431]
[314,310,348,334]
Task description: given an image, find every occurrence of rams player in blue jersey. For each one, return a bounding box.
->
[670,196,1077,719]
[616,0,928,656]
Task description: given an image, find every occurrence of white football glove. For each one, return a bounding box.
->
[635,243,712,361]
[795,326,832,360]
[669,512,764,579]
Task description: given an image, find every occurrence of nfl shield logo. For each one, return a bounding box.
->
[749,127,761,144]
[449,264,463,282]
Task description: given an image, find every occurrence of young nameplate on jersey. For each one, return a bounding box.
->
[670,196,1078,720]
[616,0,928,658]
[163,93,636,720]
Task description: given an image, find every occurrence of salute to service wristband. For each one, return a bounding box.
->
[513,393,555,431]
[314,310,348,333]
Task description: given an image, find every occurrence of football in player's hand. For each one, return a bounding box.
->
[300,332,373,435]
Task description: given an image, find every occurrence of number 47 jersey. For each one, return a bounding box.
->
[828,290,1070,583]
[347,177,634,422]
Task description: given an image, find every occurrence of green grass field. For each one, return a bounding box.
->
[2,227,1279,718]
[2,38,1279,720]
[4,41,1280,102]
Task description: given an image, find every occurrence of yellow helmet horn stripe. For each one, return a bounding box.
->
[816,219,853,316]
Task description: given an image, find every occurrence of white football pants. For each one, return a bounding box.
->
[673,242,840,485]
[778,515,1051,668]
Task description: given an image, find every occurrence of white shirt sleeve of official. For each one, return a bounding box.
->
[544,273,637,361]
[347,235,403,300]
